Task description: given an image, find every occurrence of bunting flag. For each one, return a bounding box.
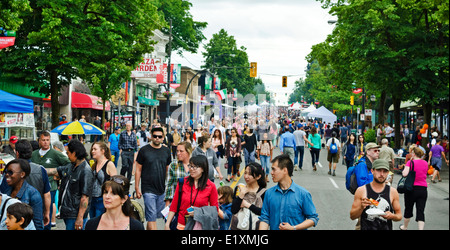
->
[214,89,227,101]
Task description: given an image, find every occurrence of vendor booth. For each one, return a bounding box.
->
[0,90,36,143]
[307,106,337,125]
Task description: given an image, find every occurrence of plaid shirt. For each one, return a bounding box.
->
[164,160,189,200]
[118,130,138,151]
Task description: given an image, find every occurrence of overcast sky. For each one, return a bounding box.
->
[172,0,335,102]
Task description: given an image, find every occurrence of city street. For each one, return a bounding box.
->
[52,141,449,230]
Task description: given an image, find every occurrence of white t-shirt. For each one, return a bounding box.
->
[137,130,150,148]
[326,138,341,150]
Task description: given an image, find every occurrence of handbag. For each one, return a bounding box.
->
[169,178,184,230]
[230,188,266,230]
[397,160,416,193]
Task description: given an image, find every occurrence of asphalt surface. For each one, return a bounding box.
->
[51,141,449,230]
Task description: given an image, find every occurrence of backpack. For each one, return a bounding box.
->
[345,166,358,194]
[346,157,367,194]
[330,138,338,154]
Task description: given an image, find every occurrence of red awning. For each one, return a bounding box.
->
[71,92,110,111]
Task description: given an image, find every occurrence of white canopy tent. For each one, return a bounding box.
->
[307,106,337,125]
[288,102,301,110]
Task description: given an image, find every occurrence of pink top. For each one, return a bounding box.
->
[405,159,428,187]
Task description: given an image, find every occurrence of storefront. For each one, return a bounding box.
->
[71,91,111,125]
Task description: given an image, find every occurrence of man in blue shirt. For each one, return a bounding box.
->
[259,154,319,230]
[279,126,296,166]
[108,127,121,167]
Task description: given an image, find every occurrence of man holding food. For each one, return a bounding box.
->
[350,159,402,230]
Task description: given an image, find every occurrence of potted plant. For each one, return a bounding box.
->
[162,91,173,98]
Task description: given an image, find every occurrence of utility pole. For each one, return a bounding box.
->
[166,19,172,129]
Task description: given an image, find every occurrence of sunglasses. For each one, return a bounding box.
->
[110,176,126,186]
[152,135,163,139]
[4,170,22,176]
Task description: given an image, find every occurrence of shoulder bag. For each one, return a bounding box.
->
[397,160,416,193]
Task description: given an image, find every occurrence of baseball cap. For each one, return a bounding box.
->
[297,124,303,128]
[9,136,18,144]
[372,159,390,171]
[365,142,380,152]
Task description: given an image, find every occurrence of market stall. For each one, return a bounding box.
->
[0,89,36,143]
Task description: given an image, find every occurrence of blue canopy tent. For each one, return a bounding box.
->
[0,90,36,141]
[0,89,34,113]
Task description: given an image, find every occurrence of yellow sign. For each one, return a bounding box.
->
[350,96,354,105]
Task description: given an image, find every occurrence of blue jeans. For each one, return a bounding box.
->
[294,146,305,169]
[260,155,271,175]
[64,218,88,230]
[44,190,57,230]
[244,148,256,166]
[111,150,120,167]
[227,157,239,176]
[89,196,105,219]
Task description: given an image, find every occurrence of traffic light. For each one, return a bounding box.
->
[250,62,257,77]
[350,96,354,105]
[282,76,287,87]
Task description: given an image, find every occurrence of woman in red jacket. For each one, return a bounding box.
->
[165,155,218,230]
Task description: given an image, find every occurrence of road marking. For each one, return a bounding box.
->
[230,165,244,189]
[329,177,339,189]
[317,162,323,168]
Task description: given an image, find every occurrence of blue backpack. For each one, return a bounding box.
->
[329,138,338,154]
[346,157,368,194]
[345,166,358,194]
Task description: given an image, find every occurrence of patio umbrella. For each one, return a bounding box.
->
[51,121,105,135]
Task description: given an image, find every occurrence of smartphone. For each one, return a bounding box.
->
[187,207,194,213]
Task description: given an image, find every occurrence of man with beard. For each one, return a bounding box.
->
[350,159,402,230]
[134,127,171,230]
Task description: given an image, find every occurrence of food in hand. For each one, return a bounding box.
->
[368,198,379,206]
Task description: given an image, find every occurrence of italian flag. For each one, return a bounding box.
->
[214,89,227,101]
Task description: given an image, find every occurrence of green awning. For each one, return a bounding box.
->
[0,78,47,98]
[138,96,159,106]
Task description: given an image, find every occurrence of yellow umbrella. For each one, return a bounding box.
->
[51,121,105,135]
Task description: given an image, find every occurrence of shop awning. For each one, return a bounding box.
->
[72,92,110,111]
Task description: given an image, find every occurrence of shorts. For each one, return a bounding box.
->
[430,157,442,171]
[327,151,339,163]
[143,192,165,222]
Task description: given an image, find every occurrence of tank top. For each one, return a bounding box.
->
[360,184,393,230]
[92,160,111,197]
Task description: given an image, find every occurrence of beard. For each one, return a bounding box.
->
[373,176,386,184]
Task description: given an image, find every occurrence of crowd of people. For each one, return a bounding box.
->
[0,113,448,231]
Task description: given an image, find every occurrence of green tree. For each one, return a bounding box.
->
[0,0,162,128]
[155,0,208,54]
[77,0,162,131]
[313,0,449,148]
[0,0,31,30]
[202,29,254,96]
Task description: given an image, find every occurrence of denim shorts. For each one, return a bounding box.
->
[143,192,165,221]
[430,157,442,171]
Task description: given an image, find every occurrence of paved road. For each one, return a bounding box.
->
[52,141,449,230]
